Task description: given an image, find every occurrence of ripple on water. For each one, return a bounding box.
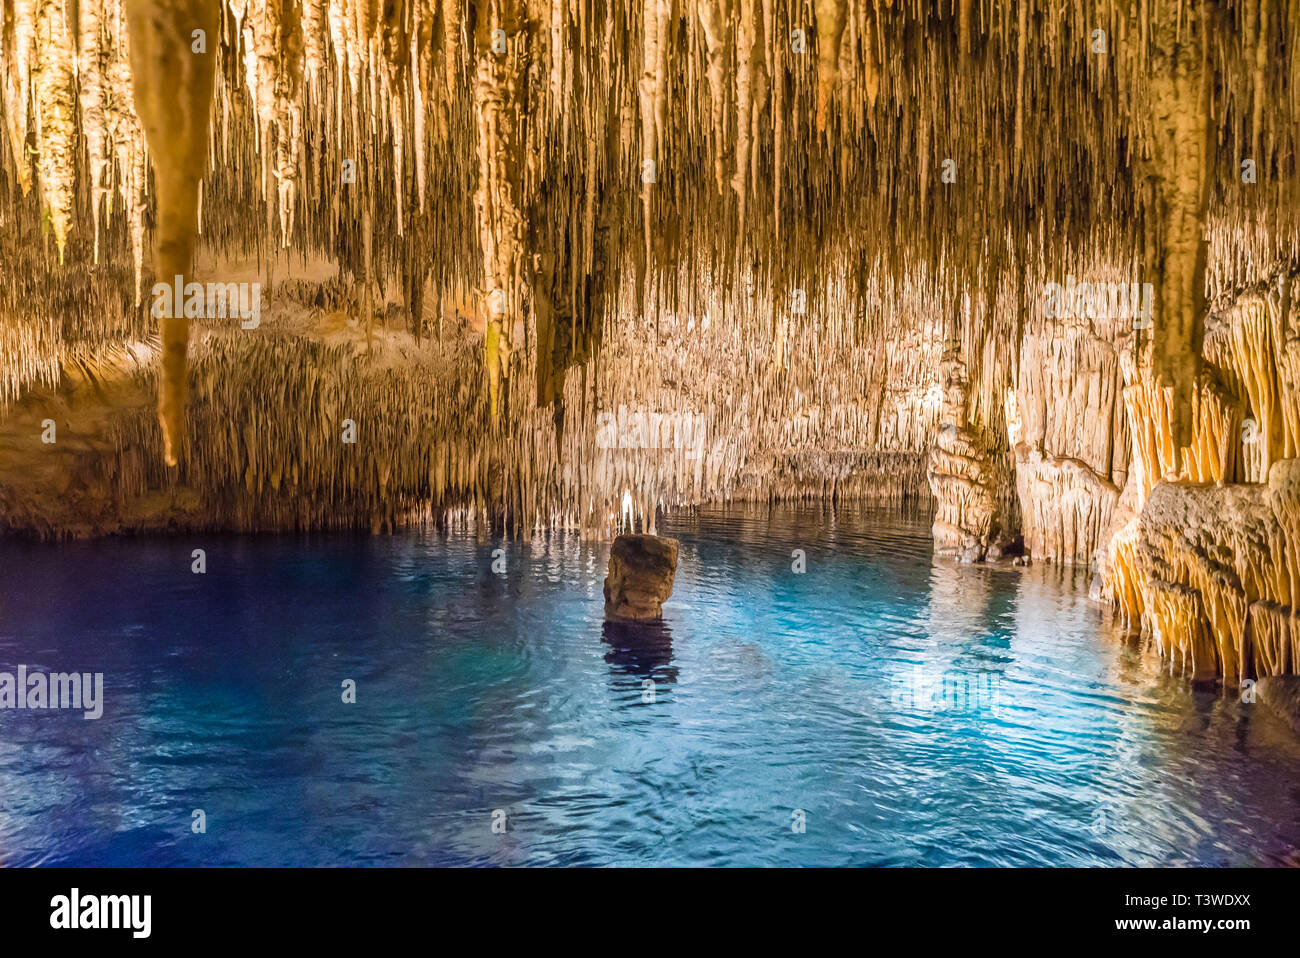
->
[0,504,1299,866]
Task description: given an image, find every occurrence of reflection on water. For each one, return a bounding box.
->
[0,504,1299,866]
[602,619,677,686]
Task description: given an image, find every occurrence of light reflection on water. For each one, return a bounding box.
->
[0,504,1298,866]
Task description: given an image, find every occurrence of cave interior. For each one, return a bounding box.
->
[3,0,1300,687]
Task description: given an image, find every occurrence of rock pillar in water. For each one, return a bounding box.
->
[604,534,679,621]
[927,342,999,562]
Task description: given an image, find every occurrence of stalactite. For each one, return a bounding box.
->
[697,0,732,198]
[1105,517,1144,624]
[1123,375,1178,500]
[639,0,668,266]
[734,0,760,235]
[124,0,220,466]
[1144,3,1213,461]
[813,0,846,135]
[1007,269,1129,564]
[103,0,150,304]
[1183,374,1243,484]
[301,0,327,94]
[275,0,304,248]
[1250,601,1300,677]
[32,0,76,262]
[78,0,109,264]
[1134,477,1292,683]
[3,0,36,196]
[472,0,528,422]
[409,0,428,211]
[1205,290,1286,478]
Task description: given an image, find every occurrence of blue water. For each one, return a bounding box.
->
[1,505,1298,867]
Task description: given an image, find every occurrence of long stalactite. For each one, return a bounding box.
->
[123,0,220,466]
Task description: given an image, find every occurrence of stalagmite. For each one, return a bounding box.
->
[928,338,999,561]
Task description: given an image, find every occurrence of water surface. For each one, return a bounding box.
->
[1,505,1298,866]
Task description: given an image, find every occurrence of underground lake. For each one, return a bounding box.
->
[2,505,1298,868]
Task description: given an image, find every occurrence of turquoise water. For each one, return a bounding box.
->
[1,505,1298,866]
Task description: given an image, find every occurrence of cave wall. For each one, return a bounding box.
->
[0,259,943,537]
[1005,267,1132,567]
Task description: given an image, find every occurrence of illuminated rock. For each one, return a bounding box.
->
[604,534,678,621]
[928,343,1000,561]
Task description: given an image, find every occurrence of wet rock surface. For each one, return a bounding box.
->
[604,534,679,621]
[1258,676,1300,736]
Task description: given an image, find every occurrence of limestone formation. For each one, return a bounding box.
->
[123,0,220,466]
[604,533,678,621]
[928,340,999,561]
[1257,675,1300,736]
[1007,290,1129,565]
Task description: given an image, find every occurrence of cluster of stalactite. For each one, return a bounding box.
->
[1,0,148,404]
[1092,266,1300,683]
[1002,252,1135,567]
[0,167,146,404]
[6,2,1300,449]
[0,254,944,537]
[1119,467,1300,683]
[3,0,148,278]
